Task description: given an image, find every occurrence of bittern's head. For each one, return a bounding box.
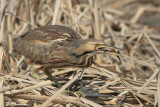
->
[68,39,121,60]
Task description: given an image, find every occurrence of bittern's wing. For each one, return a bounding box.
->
[13,25,82,63]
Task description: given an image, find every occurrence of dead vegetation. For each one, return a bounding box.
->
[0,0,160,106]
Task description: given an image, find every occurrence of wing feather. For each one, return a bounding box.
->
[13,25,82,63]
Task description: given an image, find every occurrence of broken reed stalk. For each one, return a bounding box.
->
[157,71,160,107]
[0,0,6,72]
[7,15,14,66]
[7,94,86,107]
[5,80,53,95]
[52,0,62,25]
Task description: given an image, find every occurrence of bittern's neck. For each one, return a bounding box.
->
[68,39,89,56]
[67,39,99,57]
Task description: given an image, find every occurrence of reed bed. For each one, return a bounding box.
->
[0,0,160,106]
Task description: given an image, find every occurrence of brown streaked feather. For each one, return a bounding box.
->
[13,25,82,64]
[14,25,82,41]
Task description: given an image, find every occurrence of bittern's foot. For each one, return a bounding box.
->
[30,64,44,81]
[74,91,86,97]
[68,80,86,97]
[31,72,44,81]
[44,70,62,88]
[69,79,83,91]
[63,90,85,97]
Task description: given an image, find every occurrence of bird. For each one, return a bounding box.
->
[13,25,121,87]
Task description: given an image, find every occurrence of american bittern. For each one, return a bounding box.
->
[13,25,121,87]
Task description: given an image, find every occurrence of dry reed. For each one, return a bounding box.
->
[0,0,160,106]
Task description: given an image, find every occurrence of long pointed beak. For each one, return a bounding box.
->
[99,44,122,63]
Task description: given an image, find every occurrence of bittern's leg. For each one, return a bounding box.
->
[69,69,83,90]
[44,69,62,88]
[70,69,86,97]
[72,68,84,79]
[79,69,85,79]
[75,69,86,97]
[30,64,42,80]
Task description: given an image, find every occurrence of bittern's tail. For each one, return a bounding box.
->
[0,42,16,61]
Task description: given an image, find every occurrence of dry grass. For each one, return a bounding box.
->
[1,0,160,106]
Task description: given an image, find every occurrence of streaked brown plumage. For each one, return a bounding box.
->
[13,25,120,75]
